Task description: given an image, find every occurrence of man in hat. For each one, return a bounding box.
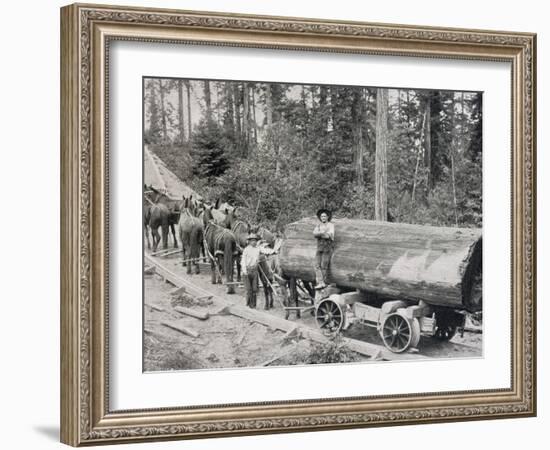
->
[241,233,275,309]
[313,208,335,289]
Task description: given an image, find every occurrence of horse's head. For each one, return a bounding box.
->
[202,204,215,227]
[193,199,205,217]
[222,206,239,229]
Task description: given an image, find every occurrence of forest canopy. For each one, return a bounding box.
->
[144,78,482,231]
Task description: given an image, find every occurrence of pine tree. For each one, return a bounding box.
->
[190,119,228,180]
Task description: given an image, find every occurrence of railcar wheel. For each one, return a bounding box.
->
[381,313,421,353]
[315,299,344,333]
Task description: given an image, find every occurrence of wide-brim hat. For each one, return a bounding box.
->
[316,208,332,221]
[246,233,260,241]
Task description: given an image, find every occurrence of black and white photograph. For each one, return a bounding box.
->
[142,77,483,371]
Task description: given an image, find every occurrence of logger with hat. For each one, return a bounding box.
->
[313,208,335,289]
[241,232,274,309]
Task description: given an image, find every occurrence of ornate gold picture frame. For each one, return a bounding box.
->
[60,3,536,446]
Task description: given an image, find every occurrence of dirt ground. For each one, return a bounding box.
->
[144,271,325,372]
[144,253,482,372]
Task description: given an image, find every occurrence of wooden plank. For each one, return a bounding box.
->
[149,246,182,257]
[144,265,156,275]
[161,321,199,338]
[145,303,165,312]
[169,285,187,296]
[145,256,429,361]
[174,306,210,320]
[157,248,182,258]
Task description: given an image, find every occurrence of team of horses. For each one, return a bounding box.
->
[143,186,288,308]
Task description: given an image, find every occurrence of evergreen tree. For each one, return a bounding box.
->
[190,119,228,180]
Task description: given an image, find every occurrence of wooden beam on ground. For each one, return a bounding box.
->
[144,265,156,275]
[161,321,199,338]
[169,286,187,296]
[150,247,178,257]
[145,303,165,312]
[464,326,483,334]
[144,256,429,361]
[173,306,210,320]
[157,248,182,258]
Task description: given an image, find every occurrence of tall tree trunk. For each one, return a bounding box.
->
[265,83,280,176]
[184,81,192,140]
[375,88,388,221]
[215,82,221,125]
[265,83,273,128]
[233,84,242,144]
[203,80,212,122]
[460,91,466,153]
[177,80,185,144]
[158,79,168,142]
[309,86,317,113]
[251,85,258,144]
[319,85,328,132]
[450,93,459,226]
[397,89,401,119]
[330,87,339,133]
[411,109,428,211]
[146,80,161,141]
[352,89,364,187]
[423,98,432,188]
[242,82,249,156]
[224,83,235,136]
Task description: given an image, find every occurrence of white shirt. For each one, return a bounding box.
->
[241,245,261,275]
[242,243,276,275]
[314,222,335,240]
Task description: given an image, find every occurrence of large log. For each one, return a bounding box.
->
[280,217,482,312]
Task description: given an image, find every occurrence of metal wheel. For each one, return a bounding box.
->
[315,299,344,333]
[381,313,421,353]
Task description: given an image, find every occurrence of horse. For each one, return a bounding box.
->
[220,208,248,282]
[210,198,229,225]
[143,191,152,250]
[148,202,171,251]
[178,196,204,274]
[144,185,179,248]
[202,205,238,294]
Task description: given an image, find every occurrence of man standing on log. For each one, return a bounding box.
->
[313,208,335,289]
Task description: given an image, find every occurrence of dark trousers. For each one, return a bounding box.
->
[315,248,333,285]
[243,270,259,308]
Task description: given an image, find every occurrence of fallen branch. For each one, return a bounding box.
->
[173,306,210,320]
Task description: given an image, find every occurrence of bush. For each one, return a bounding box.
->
[305,335,359,364]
